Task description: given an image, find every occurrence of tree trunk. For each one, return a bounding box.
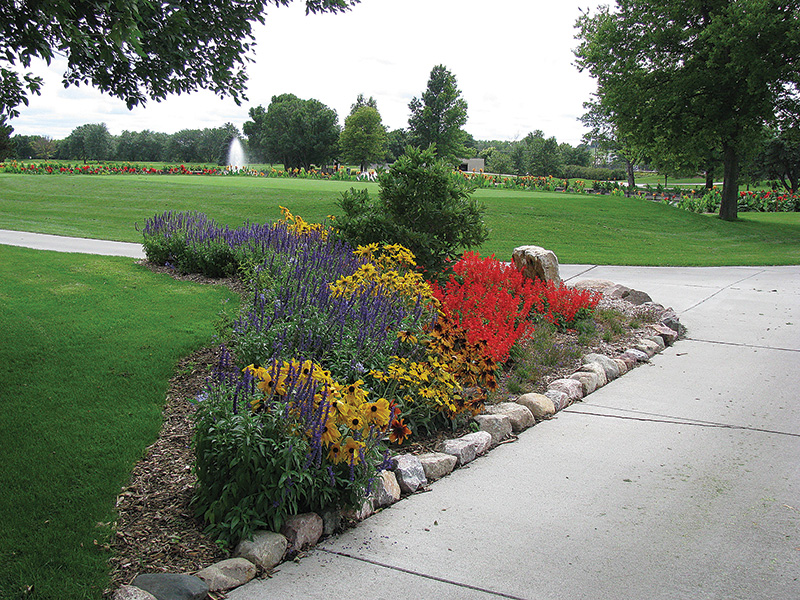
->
[626,159,636,196]
[719,142,739,221]
[705,168,714,190]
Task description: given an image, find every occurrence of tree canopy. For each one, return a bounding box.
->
[244,94,339,170]
[575,0,800,220]
[0,0,358,121]
[339,104,387,171]
[408,65,469,164]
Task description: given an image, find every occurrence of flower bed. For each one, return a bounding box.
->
[140,209,615,552]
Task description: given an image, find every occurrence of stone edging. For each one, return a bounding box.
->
[113,290,683,600]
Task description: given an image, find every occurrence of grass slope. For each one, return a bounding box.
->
[0,246,237,599]
[1,174,798,265]
[475,190,800,265]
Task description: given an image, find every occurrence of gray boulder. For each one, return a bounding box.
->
[511,245,561,283]
[439,438,477,467]
[459,431,493,455]
[393,454,427,493]
[235,530,287,570]
[418,452,458,480]
[485,402,535,432]
[281,512,323,554]
[473,414,513,445]
[130,574,208,600]
[195,558,256,592]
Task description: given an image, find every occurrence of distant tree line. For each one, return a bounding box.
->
[8,122,242,164]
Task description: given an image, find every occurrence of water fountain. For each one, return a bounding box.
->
[227,137,247,170]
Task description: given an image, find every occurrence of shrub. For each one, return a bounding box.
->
[335,145,489,274]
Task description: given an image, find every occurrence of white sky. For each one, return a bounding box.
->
[9,0,599,145]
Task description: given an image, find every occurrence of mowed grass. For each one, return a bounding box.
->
[0,246,237,599]
[1,174,799,265]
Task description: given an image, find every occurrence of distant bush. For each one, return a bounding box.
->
[334,146,489,275]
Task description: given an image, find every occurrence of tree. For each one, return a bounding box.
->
[517,130,564,177]
[575,0,800,220]
[758,126,800,193]
[166,129,203,163]
[63,123,114,162]
[339,105,387,171]
[385,129,409,162]
[580,98,647,191]
[408,65,469,164]
[335,145,488,273]
[350,94,378,115]
[30,136,56,160]
[0,119,12,161]
[244,94,339,170]
[0,1,358,122]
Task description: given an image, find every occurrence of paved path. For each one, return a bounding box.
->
[4,232,799,599]
[0,228,145,258]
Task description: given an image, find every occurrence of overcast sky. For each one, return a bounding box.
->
[10,0,599,145]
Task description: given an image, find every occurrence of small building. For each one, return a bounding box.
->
[459,158,485,172]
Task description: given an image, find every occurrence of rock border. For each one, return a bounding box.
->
[113,286,683,600]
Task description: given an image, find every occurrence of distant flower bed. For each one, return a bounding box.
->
[0,160,622,193]
[141,208,603,548]
[668,187,800,213]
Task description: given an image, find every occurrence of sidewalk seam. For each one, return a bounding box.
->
[680,269,766,314]
[683,336,800,353]
[317,548,531,600]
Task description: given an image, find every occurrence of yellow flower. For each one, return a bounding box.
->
[343,437,364,465]
[363,397,391,427]
[342,379,368,405]
[319,416,341,446]
[327,442,344,464]
[347,411,366,433]
[397,330,418,344]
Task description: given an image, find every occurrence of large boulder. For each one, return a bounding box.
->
[516,393,556,419]
[511,245,561,284]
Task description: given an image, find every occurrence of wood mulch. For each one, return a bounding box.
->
[105,262,665,596]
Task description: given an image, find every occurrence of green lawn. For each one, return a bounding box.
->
[0,246,237,599]
[1,174,799,265]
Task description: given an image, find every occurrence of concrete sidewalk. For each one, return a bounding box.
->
[228,264,800,600]
[0,228,145,258]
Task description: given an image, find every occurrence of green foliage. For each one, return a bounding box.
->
[339,105,387,171]
[385,128,410,162]
[0,0,358,119]
[62,123,115,163]
[522,131,564,176]
[192,383,373,548]
[0,117,11,161]
[244,94,340,170]
[757,126,800,193]
[574,0,800,220]
[408,65,469,163]
[335,145,489,273]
